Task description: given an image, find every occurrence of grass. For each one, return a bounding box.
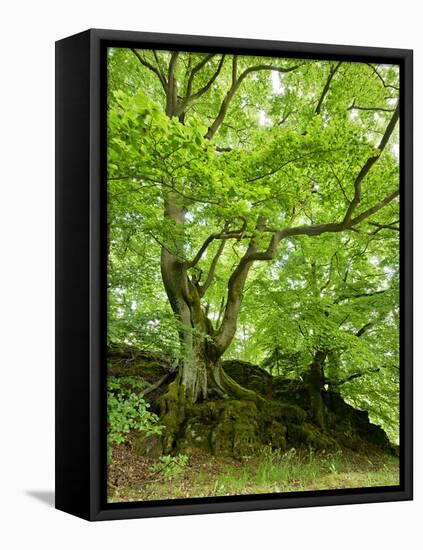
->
[108,445,399,503]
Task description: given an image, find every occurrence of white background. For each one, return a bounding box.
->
[0,1,420,548]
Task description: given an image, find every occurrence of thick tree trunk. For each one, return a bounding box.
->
[159,193,240,399]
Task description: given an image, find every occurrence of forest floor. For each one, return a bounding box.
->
[107,442,399,503]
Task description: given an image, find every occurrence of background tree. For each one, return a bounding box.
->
[241,229,399,440]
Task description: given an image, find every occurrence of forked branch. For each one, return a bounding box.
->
[205,60,303,140]
[177,55,226,115]
[343,102,399,224]
[131,49,167,92]
[187,219,247,268]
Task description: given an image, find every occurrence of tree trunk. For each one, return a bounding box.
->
[306,350,327,429]
[158,195,225,450]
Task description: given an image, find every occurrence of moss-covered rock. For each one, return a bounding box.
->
[263,420,287,450]
[133,433,163,458]
[178,399,262,459]
[108,347,395,458]
[287,422,340,451]
[263,400,307,424]
[324,391,392,452]
[223,360,273,395]
[108,345,170,379]
[211,400,261,458]
[182,418,213,452]
[159,378,189,453]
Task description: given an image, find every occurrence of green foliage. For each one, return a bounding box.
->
[107,376,162,462]
[149,454,189,480]
[107,375,149,392]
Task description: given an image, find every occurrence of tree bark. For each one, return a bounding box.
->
[306,350,328,428]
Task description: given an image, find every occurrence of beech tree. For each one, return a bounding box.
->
[107,48,399,447]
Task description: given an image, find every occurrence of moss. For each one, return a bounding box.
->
[272,379,309,405]
[325,391,392,452]
[159,379,189,453]
[223,360,273,395]
[133,433,163,458]
[211,400,261,459]
[220,368,267,404]
[263,420,287,450]
[308,389,327,429]
[263,401,307,424]
[180,419,212,452]
[107,346,170,379]
[176,399,263,459]
[180,402,221,452]
[109,348,395,458]
[287,423,339,451]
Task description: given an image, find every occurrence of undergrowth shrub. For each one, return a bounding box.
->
[107,375,162,463]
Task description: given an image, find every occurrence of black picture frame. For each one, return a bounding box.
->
[55,28,413,521]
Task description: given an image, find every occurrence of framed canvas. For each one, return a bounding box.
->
[55,29,413,521]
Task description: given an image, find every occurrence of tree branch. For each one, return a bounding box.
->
[334,367,381,386]
[247,147,343,185]
[141,372,171,397]
[343,102,399,224]
[348,189,399,226]
[320,253,337,292]
[177,55,226,115]
[355,322,374,337]
[205,60,302,140]
[328,162,351,203]
[243,187,399,264]
[214,217,267,354]
[198,239,226,296]
[278,109,294,126]
[131,49,167,92]
[315,61,342,115]
[368,220,400,234]
[239,63,302,80]
[331,363,400,387]
[152,50,167,86]
[187,219,247,268]
[185,54,216,98]
[335,290,388,305]
[109,174,224,207]
[188,233,220,268]
[348,101,395,113]
[214,172,399,353]
[366,63,400,91]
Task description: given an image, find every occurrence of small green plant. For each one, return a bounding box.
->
[107,376,162,463]
[149,454,189,481]
[326,450,343,475]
